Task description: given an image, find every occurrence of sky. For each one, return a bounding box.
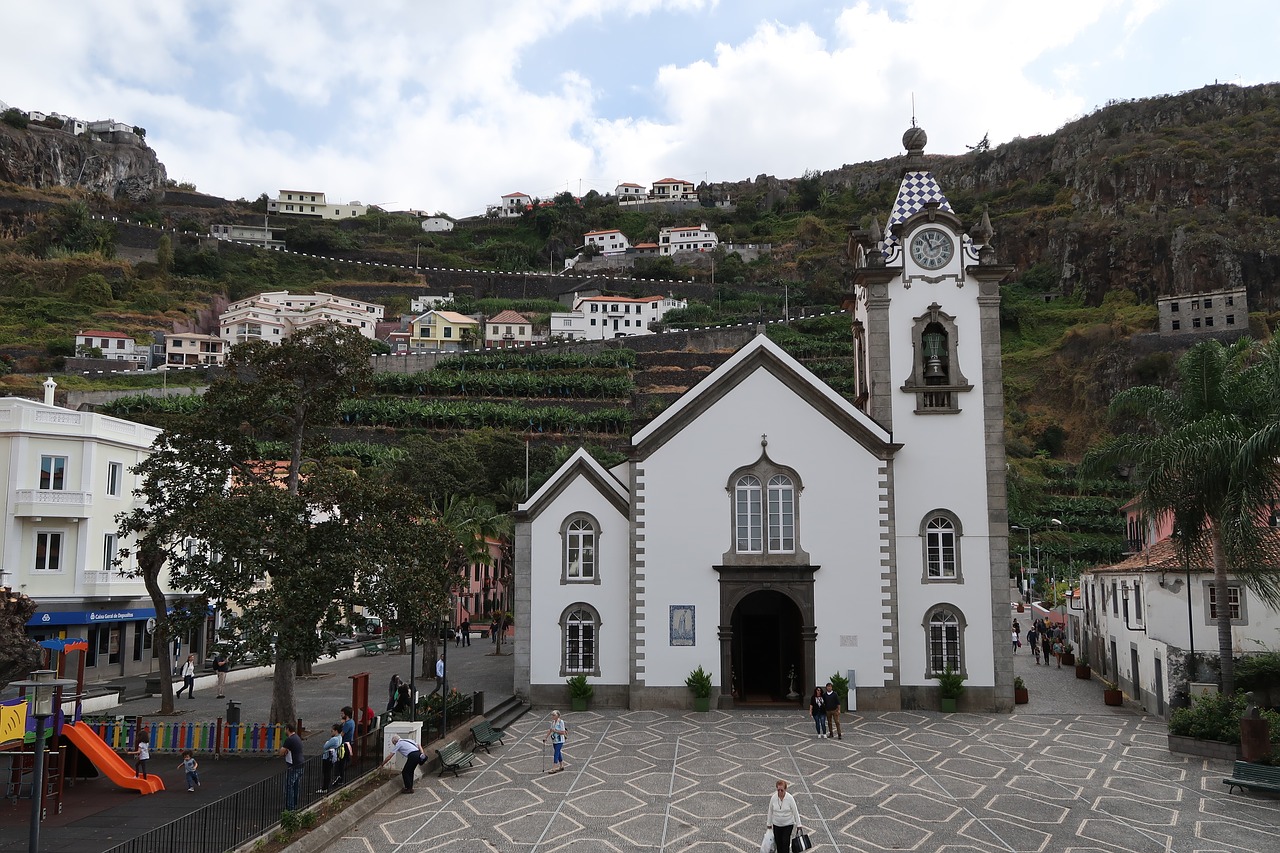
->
[2,1,1275,219]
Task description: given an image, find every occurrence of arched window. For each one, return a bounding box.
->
[925,606,965,677]
[561,514,600,584]
[561,604,600,676]
[767,474,795,553]
[921,511,962,582]
[735,475,762,553]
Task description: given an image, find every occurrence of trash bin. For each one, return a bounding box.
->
[472,690,484,717]
[226,700,241,725]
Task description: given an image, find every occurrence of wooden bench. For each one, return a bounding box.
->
[437,742,474,777]
[1223,761,1280,794]
[362,641,384,656]
[470,720,505,754]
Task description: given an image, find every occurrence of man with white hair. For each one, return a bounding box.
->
[380,733,426,793]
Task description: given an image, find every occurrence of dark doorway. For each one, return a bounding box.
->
[732,590,803,704]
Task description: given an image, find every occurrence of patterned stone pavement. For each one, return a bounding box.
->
[333,702,1280,852]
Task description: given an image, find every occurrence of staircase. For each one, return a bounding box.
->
[486,695,532,731]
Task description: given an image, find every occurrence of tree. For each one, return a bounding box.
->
[156,234,173,274]
[1,108,29,129]
[0,590,41,689]
[1086,337,1280,694]
[73,273,113,306]
[428,497,512,668]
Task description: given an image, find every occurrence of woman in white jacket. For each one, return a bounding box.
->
[766,778,802,852]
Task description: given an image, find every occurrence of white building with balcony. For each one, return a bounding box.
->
[210,223,285,250]
[219,291,384,346]
[548,295,687,341]
[0,391,189,681]
[659,223,718,255]
[164,332,227,367]
[583,229,631,256]
[75,331,148,365]
[266,190,367,219]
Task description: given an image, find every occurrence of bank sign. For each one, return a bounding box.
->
[27,607,160,627]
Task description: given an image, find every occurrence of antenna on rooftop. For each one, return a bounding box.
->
[911,93,917,128]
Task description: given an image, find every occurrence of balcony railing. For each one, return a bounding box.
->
[13,488,93,517]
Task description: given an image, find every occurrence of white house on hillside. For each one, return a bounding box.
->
[210,223,285,250]
[164,332,227,367]
[484,310,535,348]
[650,177,697,201]
[516,126,1014,711]
[659,223,718,255]
[492,192,531,219]
[267,190,367,219]
[0,391,204,680]
[583,229,631,256]
[548,295,686,341]
[615,182,646,201]
[75,331,148,365]
[421,217,455,233]
[219,291,384,346]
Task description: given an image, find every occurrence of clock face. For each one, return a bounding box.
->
[910,228,954,270]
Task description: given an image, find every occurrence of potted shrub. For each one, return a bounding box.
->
[1013,676,1029,705]
[1075,651,1092,680]
[567,674,593,711]
[685,665,714,712]
[934,666,966,712]
[1060,642,1075,667]
[1102,679,1123,706]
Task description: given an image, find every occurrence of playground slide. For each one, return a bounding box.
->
[61,722,165,794]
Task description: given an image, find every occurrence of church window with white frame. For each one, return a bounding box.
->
[922,511,962,581]
[561,513,600,584]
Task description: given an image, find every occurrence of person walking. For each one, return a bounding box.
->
[387,674,403,714]
[1012,627,1021,654]
[1040,627,1052,666]
[379,734,426,793]
[543,710,567,773]
[319,724,342,794]
[766,778,803,853]
[177,750,200,792]
[335,706,355,785]
[278,723,304,811]
[461,618,471,647]
[432,655,445,696]
[213,650,230,698]
[823,682,842,740]
[1028,626,1041,664]
[175,653,197,698]
[129,731,151,779]
[1052,637,1064,668]
[809,687,827,738]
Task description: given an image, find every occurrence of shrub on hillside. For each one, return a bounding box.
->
[1,108,28,129]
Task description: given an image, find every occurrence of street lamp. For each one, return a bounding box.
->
[1010,524,1033,602]
[13,670,76,853]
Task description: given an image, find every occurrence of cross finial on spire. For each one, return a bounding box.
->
[761,434,768,448]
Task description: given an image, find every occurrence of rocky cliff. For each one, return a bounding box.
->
[708,83,1280,309]
[0,122,167,201]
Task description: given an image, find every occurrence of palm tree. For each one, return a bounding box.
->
[1087,337,1280,694]
[427,496,513,670]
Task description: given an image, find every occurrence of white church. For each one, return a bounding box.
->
[514,126,1015,712]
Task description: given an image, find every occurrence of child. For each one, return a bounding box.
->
[178,750,200,792]
[320,723,342,793]
[129,732,151,779]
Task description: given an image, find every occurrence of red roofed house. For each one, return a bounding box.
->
[497,192,531,218]
[583,228,631,256]
[650,177,697,201]
[615,181,646,202]
[485,310,534,349]
[548,294,687,341]
[75,330,148,365]
[659,223,719,255]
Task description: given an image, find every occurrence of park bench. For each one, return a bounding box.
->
[470,720,506,754]
[437,742,474,777]
[362,641,384,656]
[1223,761,1280,794]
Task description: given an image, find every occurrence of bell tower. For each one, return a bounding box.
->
[845,125,1016,709]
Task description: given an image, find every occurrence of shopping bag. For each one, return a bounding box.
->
[760,829,776,853]
[791,829,814,851]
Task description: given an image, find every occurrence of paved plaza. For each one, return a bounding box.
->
[333,652,1280,853]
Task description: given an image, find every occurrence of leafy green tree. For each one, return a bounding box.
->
[73,273,113,306]
[1086,337,1280,694]
[1,108,28,129]
[156,234,173,274]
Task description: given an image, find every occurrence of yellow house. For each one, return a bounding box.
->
[410,310,480,351]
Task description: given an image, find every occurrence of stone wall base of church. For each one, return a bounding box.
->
[898,685,1009,713]
[850,686,903,710]
[528,682,631,709]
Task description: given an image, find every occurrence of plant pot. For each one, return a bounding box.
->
[1103,688,1123,706]
[1075,664,1092,680]
[1014,687,1029,705]
[692,696,711,712]
[1060,652,1075,666]
[571,697,589,712]
[939,697,958,713]
[1016,603,1025,613]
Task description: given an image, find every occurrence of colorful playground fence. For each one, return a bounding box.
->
[82,716,290,755]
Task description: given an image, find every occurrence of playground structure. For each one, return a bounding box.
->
[2,637,164,821]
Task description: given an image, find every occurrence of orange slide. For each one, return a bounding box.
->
[61,721,165,794]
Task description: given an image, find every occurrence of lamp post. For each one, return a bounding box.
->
[14,670,76,853]
[1011,525,1033,602]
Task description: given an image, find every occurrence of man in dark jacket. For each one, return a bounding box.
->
[823,682,842,740]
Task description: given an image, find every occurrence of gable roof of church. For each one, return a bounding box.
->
[632,333,897,458]
[514,447,629,521]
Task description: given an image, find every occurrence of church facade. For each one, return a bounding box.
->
[514,127,1014,712]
